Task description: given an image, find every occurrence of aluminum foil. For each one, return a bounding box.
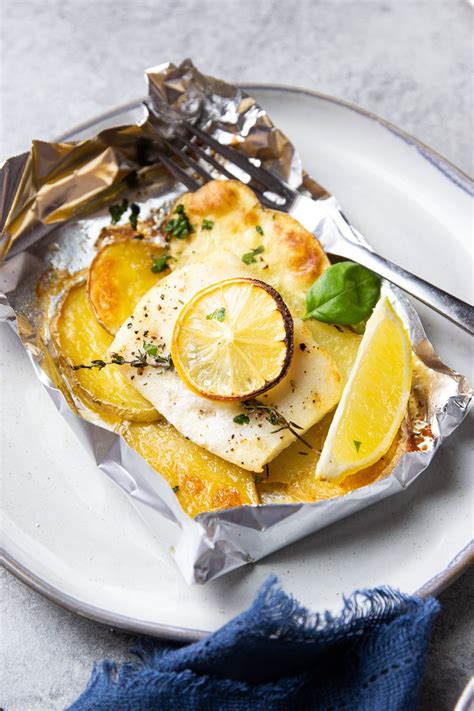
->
[0,59,471,584]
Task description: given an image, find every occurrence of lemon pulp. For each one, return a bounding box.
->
[316,296,412,482]
[171,277,293,400]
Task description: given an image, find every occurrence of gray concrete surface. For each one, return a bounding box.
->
[1,0,473,709]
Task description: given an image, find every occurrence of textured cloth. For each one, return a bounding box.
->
[68,577,439,711]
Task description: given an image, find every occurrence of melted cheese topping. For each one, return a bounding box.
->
[111,252,342,471]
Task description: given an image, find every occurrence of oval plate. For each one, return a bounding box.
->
[2,85,473,641]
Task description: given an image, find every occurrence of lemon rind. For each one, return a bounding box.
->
[315,297,412,483]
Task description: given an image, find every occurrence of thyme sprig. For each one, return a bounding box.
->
[240,399,314,451]
[72,347,173,372]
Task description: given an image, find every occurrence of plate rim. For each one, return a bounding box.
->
[3,83,473,641]
[3,543,473,642]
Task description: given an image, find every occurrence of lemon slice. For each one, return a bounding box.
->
[171,277,294,400]
[316,296,412,482]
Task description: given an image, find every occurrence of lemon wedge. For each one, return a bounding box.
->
[315,296,412,482]
[171,277,294,400]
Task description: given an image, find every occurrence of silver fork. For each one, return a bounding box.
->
[156,123,474,335]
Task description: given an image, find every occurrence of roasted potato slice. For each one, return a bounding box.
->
[305,320,361,383]
[88,239,168,334]
[167,181,361,382]
[51,282,158,422]
[257,413,406,504]
[167,180,330,316]
[119,420,259,517]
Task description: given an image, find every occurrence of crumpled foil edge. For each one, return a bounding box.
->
[0,59,471,584]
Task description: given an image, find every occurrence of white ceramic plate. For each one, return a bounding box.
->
[2,86,473,641]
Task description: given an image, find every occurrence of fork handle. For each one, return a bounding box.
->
[337,239,474,335]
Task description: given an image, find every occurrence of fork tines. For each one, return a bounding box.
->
[155,122,296,209]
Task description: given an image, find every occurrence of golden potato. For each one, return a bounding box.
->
[167,180,330,316]
[305,320,361,383]
[51,282,158,422]
[119,420,259,517]
[88,238,168,334]
[257,414,406,504]
[167,180,361,384]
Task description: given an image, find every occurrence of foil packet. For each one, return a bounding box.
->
[0,60,471,584]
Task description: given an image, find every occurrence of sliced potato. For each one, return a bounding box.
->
[167,180,330,316]
[51,282,158,422]
[119,420,259,517]
[88,239,167,334]
[305,320,361,383]
[257,413,406,504]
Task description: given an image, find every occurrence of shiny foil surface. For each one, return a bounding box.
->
[0,60,471,584]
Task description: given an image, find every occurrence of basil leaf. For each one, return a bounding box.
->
[304,262,381,325]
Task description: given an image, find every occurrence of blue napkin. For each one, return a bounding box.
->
[68,576,439,711]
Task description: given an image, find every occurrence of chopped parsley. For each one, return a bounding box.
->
[108,198,140,230]
[353,440,362,453]
[172,485,180,494]
[129,203,140,230]
[254,475,264,484]
[164,204,194,239]
[202,219,214,231]
[241,245,264,265]
[206,307,226,322]
[255,225,264,235]
[151,254,175,273]
[109,199,129,224]
[143,341,158,357]
[233,414,250,425]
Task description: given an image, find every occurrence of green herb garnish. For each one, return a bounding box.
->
[304,261,381,325]
[151,254,175,273]
[241,245,265,265]
[72,350,173,372]
[202,219,214,231]
[254,475,264,484]
[206,307,226,322]
[143,341,158,357]
[129,203,140,230]
[109,199,129,224]
[255,225,264,235]
[164,204,194,239]
[172,485,180,493]
[233,414,250,425]
[353,440,362,453]
[241,399,314,451]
